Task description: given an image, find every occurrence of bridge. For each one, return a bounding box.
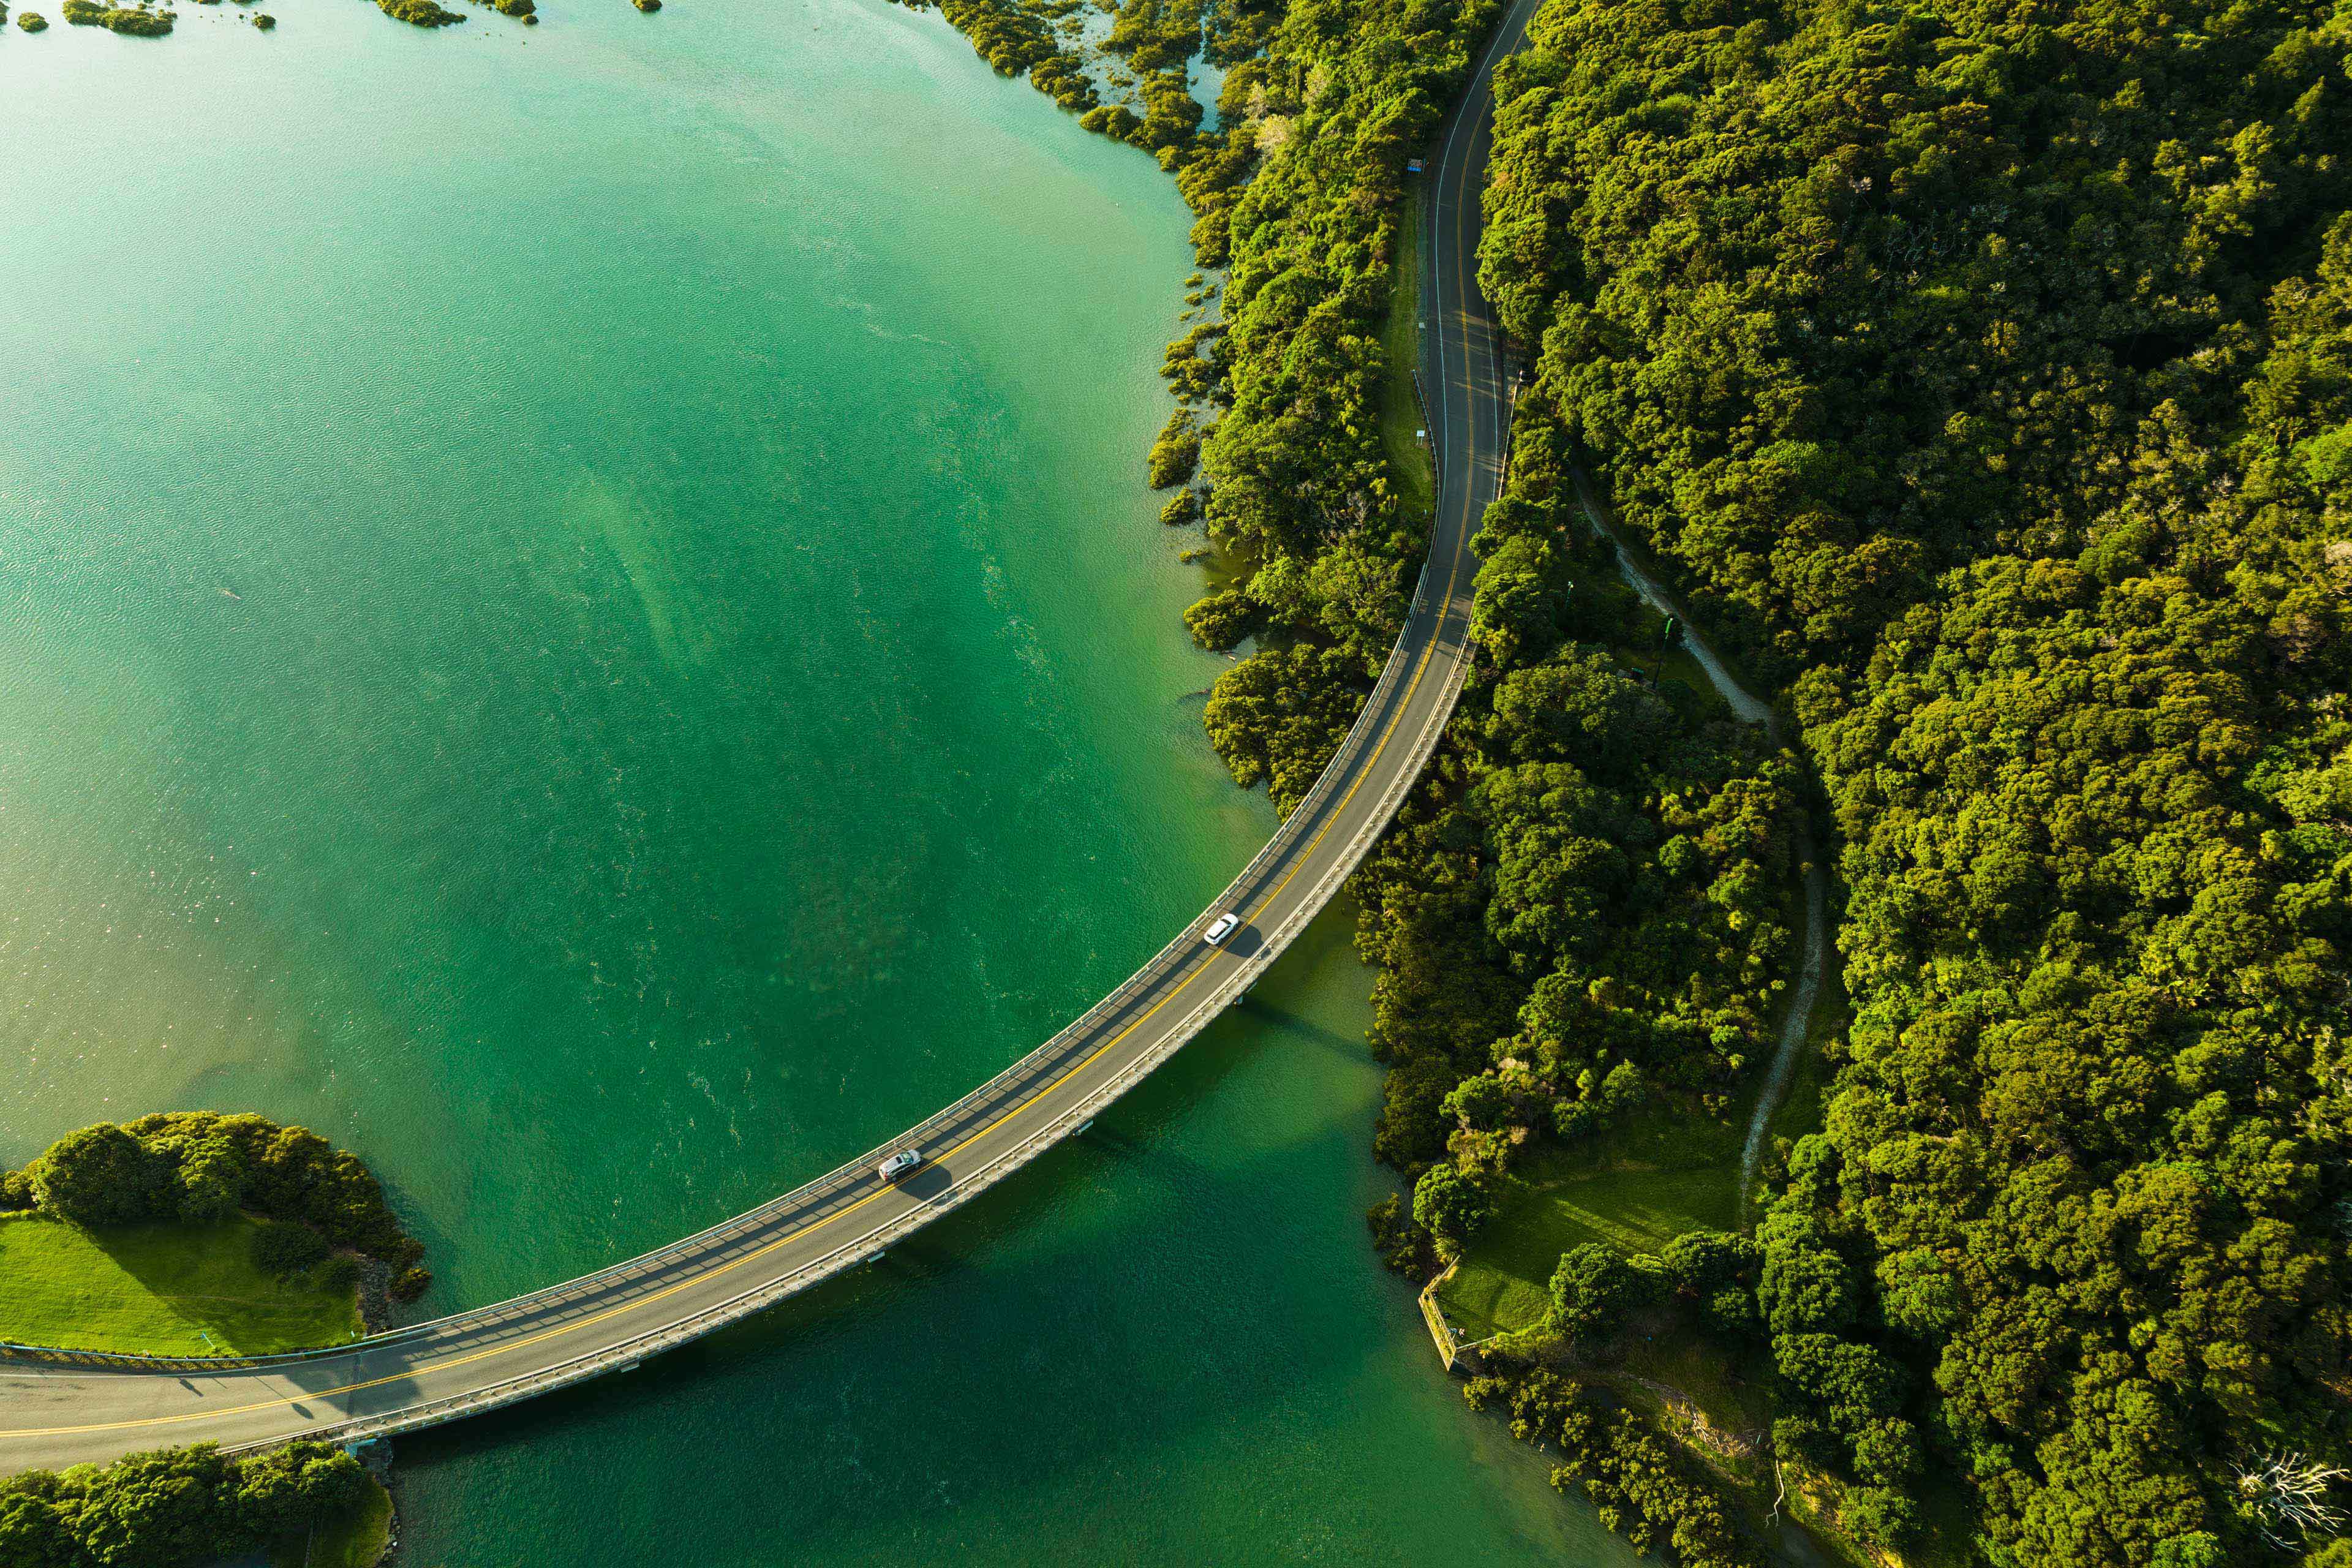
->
[0,0,1541,1476]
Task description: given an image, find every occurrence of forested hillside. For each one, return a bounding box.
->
[1473,2,2352,1565]
[906,0,2352,1561]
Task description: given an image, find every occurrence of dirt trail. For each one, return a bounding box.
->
[1565,469,1829,1220]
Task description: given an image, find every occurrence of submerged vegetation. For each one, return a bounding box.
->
[19,0,633,38]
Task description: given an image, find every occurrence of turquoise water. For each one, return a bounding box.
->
[0,4,1638,1562]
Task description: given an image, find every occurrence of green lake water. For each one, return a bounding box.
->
[0,4,1642,1562]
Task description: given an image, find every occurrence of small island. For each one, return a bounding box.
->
[0,1111,428,1358]
[0,1112,420,1567]
[59,0,173,33]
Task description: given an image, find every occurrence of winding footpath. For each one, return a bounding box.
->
[0,0,1548,1477]
[1566,470,1831,1216]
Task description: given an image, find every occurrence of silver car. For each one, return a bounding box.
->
[876,1148,923,1182]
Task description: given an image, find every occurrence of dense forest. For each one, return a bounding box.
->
[0,1443,373,1567]
[1464,1,2352,1564]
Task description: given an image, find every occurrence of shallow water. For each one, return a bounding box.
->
[0,4,1640,1561]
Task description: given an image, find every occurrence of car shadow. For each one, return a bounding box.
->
[889,1164,957,1203]
[1214,923,1266,960]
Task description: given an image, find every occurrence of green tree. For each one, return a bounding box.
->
[1548,1242,1646,1343]
[32,1123,167,1227]
[1411,1163,1494,1251]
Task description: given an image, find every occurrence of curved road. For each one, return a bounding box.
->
[0,0,1542,1476]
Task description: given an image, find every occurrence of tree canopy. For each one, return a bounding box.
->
[1474,1,2352,1562]
[0,1444,370,1568]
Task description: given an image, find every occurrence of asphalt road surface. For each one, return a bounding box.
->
[0,0,1545,1475]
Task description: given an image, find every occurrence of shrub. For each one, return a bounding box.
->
[1410,1163,1494,1252]
[249,1221,330,1280]
[1146,408,1200,489]
[12,1114,422,1273]
[376,0,462,24]
[1183,589,1256,652]
[0,1443,367,1568]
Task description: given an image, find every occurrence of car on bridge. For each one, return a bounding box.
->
[1203,912,1240,945]
[876,1148,924,1182]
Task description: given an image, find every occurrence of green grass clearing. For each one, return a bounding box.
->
[271,1475,393,1568]
[1612,637,1732,726]
[0,1212,361,1355]
[1379,186,1436,521]
[1437,1106,1744,1341]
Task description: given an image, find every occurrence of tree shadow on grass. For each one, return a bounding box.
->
[70,1216,361,1356]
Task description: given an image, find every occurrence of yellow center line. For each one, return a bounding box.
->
[4,55,1505,1452]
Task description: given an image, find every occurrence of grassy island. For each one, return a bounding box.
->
[0,1111,428,1356]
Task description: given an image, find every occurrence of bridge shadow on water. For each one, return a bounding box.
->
[389,1096,1420,1513]
[374,904,1604,1566]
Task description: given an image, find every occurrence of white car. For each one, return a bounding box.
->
[876,1148,923,1182]
[1203,912,1241,946]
